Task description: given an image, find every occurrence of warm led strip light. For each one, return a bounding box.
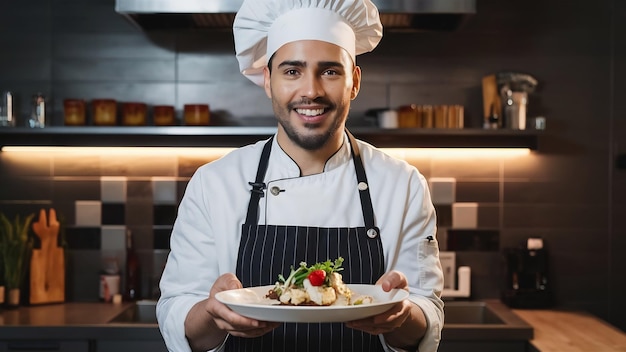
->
[1,146,531,158]
[381,148,531,158]
[0,146,235,157]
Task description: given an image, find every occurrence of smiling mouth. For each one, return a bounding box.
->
[295,108,326,117]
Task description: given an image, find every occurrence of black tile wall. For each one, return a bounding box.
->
[0,0,624,331]
[65,227,101,250]
[101,203,125,225]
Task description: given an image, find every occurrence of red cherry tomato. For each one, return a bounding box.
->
[308,269,326,286]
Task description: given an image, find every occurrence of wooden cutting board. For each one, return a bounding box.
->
[30,208,65,304]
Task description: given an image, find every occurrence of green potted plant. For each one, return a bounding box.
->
[0,212,35,307]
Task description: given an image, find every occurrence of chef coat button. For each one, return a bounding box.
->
[367,228,378,238]
[358,182,368,191]
[270,186,281,196]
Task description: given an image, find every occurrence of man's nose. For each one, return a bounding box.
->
[300,73,324,98]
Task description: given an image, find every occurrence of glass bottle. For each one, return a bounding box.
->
[125,230,141,301]
[0,91,15,127]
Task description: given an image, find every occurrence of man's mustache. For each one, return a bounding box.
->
[288,97,335,110]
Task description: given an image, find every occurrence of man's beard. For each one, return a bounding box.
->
[275,98,347,151]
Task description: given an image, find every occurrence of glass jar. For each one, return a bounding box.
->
[29,93,46,128]
[153,105,176,126]
[184,104,210,126]
[397,104,419,128]
[92,99,117,126]
[421,105,434,128]
[122,102,147,126]
[63,99,86,126]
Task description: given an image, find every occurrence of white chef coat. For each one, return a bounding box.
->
[157,133,444,352]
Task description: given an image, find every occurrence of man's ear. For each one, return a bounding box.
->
[263,66,272,99]
[351,66,362,100]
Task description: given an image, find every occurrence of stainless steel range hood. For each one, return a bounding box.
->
[115,0,476,32]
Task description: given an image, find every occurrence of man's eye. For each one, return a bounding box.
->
[323,70,339,76]
[285,69,299,75]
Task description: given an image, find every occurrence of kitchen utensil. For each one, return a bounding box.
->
[30,208,65,304]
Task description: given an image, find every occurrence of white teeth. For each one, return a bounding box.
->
[296,108,324,116]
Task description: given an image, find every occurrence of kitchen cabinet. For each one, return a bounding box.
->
[96,339,167,352]
[0,340,90,352]
[0,127,540,149]
[438,341,529,352]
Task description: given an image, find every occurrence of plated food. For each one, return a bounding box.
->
[215,284,409,323]
[266,258,374,306]
[214,257,409,322]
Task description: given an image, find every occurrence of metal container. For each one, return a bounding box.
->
[503,90,527,130]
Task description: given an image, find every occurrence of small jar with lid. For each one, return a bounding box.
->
[397,104,419,128]
[122,102,147,126]
[153,105,176,126]
[92,99,117,126]
[63,99,86,126]
[183,104,210,126]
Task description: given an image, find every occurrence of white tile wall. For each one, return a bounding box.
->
[75,200,102,226]
[452,202,478,229]
[429,177,456,205]
[152,177,177,205]
[101,177,127,203]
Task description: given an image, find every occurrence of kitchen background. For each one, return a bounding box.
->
[0,0,624,332]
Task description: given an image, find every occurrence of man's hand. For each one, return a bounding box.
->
[206,273,280,338]
[345,271,427,350]
[345,271,411,335]
[184,274,280,351]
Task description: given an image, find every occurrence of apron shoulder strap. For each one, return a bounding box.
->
[346,130,378,235]
[245,136,273,225]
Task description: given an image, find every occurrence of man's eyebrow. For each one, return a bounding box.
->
[318,61,345,69]
[277,60,306,68]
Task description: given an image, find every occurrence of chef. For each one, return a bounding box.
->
[156,0,444,351]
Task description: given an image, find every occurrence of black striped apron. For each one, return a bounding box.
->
[227,132,386,352]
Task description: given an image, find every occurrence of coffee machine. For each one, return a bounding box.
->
[482,71,538,130]
[501,237,553,308]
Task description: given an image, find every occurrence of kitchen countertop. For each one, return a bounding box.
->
[513,308,626,352]
[0,302,161,340]
[3,301,625,350]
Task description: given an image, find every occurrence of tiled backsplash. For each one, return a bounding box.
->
[0,149,534,302]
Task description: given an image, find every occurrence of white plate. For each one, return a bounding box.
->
[215,284,409,323]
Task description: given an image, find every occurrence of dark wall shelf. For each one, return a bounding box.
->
[0,127,540,149]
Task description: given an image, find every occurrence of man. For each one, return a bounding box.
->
[156,0,444,351]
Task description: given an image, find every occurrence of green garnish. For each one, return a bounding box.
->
[274,257,344,294]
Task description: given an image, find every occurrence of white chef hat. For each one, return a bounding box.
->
[233,0,383,86]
